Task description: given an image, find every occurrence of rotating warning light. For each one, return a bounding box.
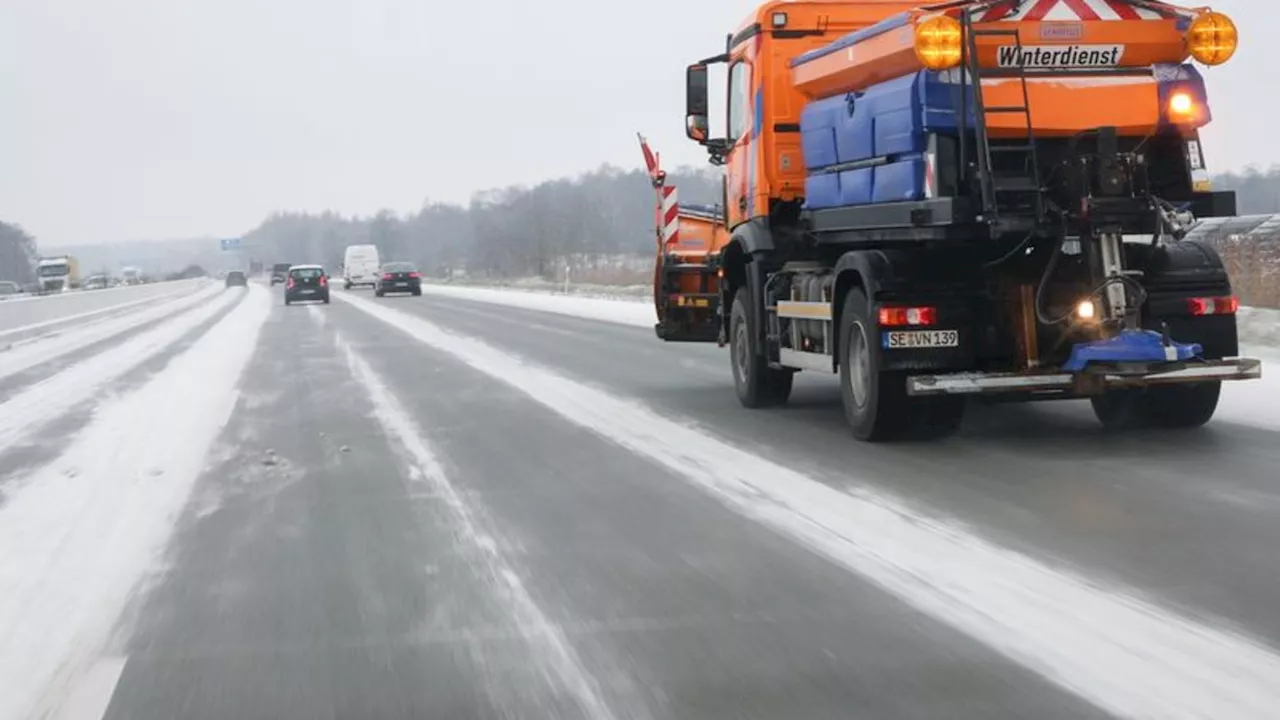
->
[915,15,963,71]
[1186,11,1237,66]
[1169,92,1194,116]
[1076,299,1096,321]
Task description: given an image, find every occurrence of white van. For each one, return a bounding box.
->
[342,244,381,289]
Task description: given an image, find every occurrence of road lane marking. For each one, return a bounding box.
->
[0,286,270,720]
[336,332,625,720]
[337,289,1280,720]
[0,281,201,339]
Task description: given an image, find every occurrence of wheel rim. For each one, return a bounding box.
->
[734,319,750,385]
[848,320,871,409]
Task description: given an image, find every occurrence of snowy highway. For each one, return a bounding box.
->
[2,279,1280,719]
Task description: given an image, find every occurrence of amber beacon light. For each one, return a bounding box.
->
[915,15,963,70]
[1186,11,1237,66]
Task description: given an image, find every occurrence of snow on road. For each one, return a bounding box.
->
[0,287,245,461]
[0,285,270,720]
[0,284,223,383]
[338,289,1280,720]
[419,283,656,328]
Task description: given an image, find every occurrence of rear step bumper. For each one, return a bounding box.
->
[907,358,1262,397]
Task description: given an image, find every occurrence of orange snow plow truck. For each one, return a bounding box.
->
[641,134,731,342]
[681,0,1260,441]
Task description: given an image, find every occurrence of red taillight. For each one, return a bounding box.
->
[286,277,295,289]
[1187,295,1238,316]
[408,272,420,278]
[878,305,937,327]
[319,275,327,287]
[382,273,394,280]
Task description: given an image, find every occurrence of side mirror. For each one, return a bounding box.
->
[686,114,709,142]
[685,64,709,143]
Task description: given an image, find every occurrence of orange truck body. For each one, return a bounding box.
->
[715,0,1221,229]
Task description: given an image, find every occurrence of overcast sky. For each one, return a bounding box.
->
[0,0,1270,246]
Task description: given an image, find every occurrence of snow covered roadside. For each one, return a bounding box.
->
[339,290,1280,720]
[419,282,655,329]
[0,283,224,383]
[0,284,271,720]
[0,287,244,455]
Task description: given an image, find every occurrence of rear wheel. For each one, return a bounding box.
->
[838,288,964,441]
[729,290,793,408]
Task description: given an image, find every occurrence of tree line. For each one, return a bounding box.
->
[5,163,1280,291]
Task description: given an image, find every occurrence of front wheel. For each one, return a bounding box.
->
[728,290,793,408]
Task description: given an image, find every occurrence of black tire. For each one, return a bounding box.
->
[837,288,964,441]
[1091,382,1221,430]
[284,298,291,306]
[323,296,330,305]
[412,288,422,297]
[728,289,793,408]
[375,289,384,297]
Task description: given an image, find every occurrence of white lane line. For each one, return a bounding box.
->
[0,285,270,720]
[0,289,243,457]
[0,285,222,382]
[419,283,655,329]
[51,656,128,720]
[336,333,622,720]
[0,283,201,339]
[336,290,1280,720]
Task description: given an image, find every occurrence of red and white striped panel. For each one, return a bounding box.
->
[661,186,679,247]
[977,0,1168,22]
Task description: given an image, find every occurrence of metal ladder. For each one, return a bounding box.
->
[961,9,1044,224]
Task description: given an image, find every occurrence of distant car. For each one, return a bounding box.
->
[225,271,248,288]
[375,262,422,297]
[82,275,110,291]
[284,265,330,305]
[270,263,291,285]
[0,281,21,299]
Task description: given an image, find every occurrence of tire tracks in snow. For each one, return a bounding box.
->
[0,288,244,475]
[0,285,271,720]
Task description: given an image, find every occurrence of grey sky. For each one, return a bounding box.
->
[0,0,1269,246]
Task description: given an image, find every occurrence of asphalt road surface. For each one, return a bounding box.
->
[3,279,1279,720]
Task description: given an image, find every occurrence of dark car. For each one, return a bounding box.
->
[375,261,422,297]
[225,271,248,288]
[284,265,330,305]
[270,263,291,285]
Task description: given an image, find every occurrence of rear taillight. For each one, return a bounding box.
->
[319,275,327,287]
[286,278,295,289]
[1187,295,1238,316]
[878,305,937,327]
[383,273,395,280]
[408,272,420,278]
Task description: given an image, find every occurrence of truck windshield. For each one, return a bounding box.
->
[38,264,69,277]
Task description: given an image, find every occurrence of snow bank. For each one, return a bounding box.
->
[0,284,223,382]
[0,288,244,453]
[420,282,655,328]
[339,290,1280,720]
[424,282,1280,349]
[0,285,270,720]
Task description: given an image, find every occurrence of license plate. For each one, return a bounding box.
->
[396,282,407,287]
[883,329,959,349]
[300,289,315,294]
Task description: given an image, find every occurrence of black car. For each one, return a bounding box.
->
[284,265,330,305]
[225,271,248,288]
[375,262,422,297]
[270,263,291,285]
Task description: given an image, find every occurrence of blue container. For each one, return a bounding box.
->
[872,158,926,203]
[839,167,873,206]
[800,97,842,170]
[804,173,843,210]
[835,95,875,164]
